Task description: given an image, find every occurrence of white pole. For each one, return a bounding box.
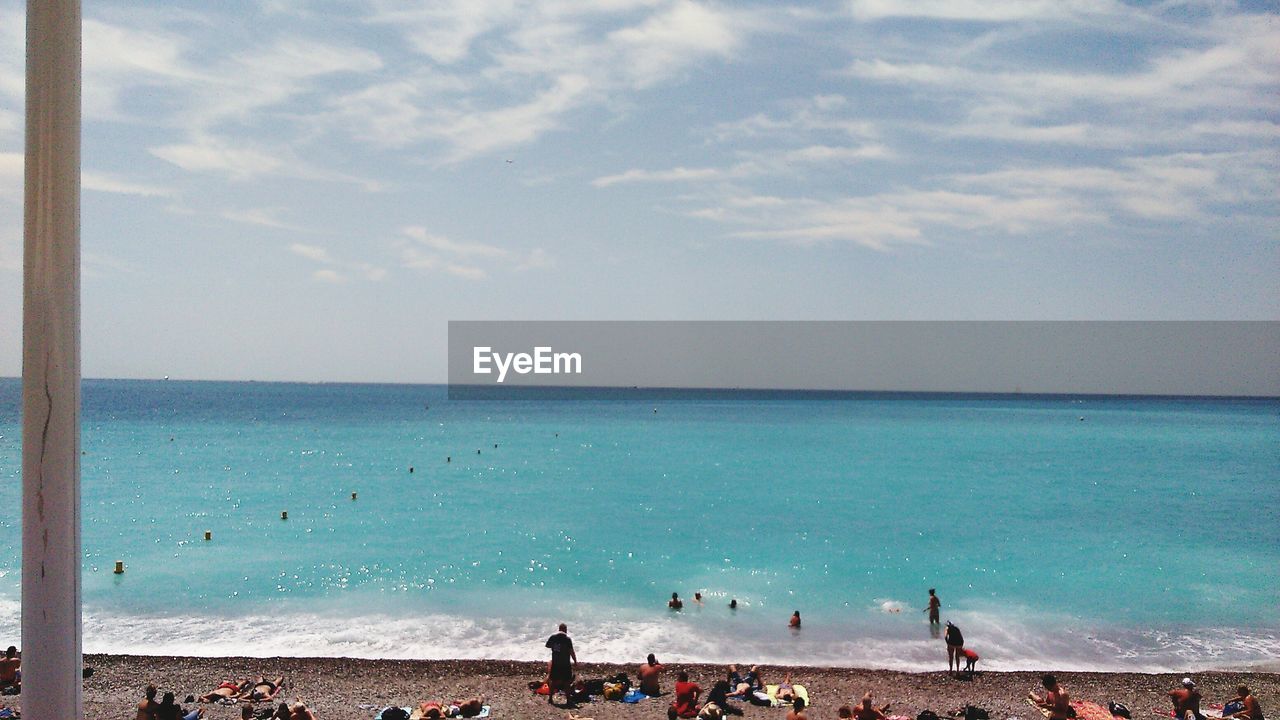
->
[22,0,82,717]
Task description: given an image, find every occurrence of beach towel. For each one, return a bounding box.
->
[765,684,809,708]
[622,689,649,703]
[1028,699,1114,720]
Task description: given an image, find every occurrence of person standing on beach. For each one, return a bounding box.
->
[545,623,577,705]
[639,653,665,696]
[1168,678,1205,720]
[925,589,941,624]
[1030,674,1072,720]
[944,621,964,673]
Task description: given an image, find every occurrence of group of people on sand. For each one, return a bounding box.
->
[136,676,316,720]
[664,666,810,720]
[669,592,801,629]
[1166,677,1265,720]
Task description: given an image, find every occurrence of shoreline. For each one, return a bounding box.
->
[72,654,1277,720]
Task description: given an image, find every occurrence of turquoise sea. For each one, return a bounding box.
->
[0,378,1276,670]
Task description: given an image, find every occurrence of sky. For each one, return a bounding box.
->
[0,0,1276,383]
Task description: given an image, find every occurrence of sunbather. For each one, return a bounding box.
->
[853,692,890,720]
[452,696,486,718]
[197,680,249,703]
[418,701,446,719]
[240,677,285,702]
[775,673,797,703]
[154,690,204,720]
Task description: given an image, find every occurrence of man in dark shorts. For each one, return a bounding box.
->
[545,623,577,705]
[1168,678,1204,720]
[925,589,941,625]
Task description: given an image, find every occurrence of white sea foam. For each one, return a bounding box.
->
[1,598,1269,672]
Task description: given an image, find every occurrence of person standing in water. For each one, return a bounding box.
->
[669,592,684,610]
[924,589,941,624]
[789,611,801,628]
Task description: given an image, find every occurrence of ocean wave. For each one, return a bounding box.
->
[1,598,1273,672]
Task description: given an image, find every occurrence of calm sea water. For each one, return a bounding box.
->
[0,378,1276,670]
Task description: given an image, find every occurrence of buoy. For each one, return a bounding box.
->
[204,530,212,541]
[281,511,288,520]
[113,561,124,574]
[351,492,358,500]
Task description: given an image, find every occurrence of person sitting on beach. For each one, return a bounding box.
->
[924,589,941,625]
[240,677,285,702]
[852,692,890,720]
[1168,678,1204,720]
[944,622,964,673]
[704,680,744,717]
[0,647,18,692]
[668,671,702,719]
[960,648,980,677]
[155,690,204,720]
[670,593,684,610]
[789,611,801,628]
[271,702,292,719]
[545,623,578,706]
[639,654,666,696]
[1228,685,1264,720]
[138,685,162,720]
[288,702,316,720]
[784,697,809,720]
[197,679,250,703]
[1030,674,1073,720]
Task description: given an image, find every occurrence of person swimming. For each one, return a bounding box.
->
[789,611,801,628]
[669,592,684,610]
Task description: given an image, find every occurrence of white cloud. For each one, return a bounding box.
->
[83,171,174,198]
[313,268,346,283]
[289,243,336,264]
[398,226,550,279]
[593,166,723,187]
[849,0,1126,23]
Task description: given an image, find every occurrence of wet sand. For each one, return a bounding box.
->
[65,655,1278,720]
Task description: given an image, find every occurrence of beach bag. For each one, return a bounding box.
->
[1108,702,1132,719]
[919,712,941,720]
[380,708,409,720]
[582,678,607,695]
[603,682,625,700]
[963,705,990,720]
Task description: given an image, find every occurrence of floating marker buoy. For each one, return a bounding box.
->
[281,511,288,520]
[204,531,212,541]
[113,561,124,574]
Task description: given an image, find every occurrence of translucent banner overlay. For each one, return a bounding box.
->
[448,321,1280,399]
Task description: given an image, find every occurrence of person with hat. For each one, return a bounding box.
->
[1168,678,1204,720]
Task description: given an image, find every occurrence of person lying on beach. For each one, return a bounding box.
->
[0,647,18,691]
[197,680,250,703]
[1229,685,1264,720]
[726,665,762,697]
[240,677,286,703]
[452,697,486,718]
[852,692,891,720]
[138,685,161,720]
[639,654,665,696]
[1168,678,1204,720]
[775,673,798,703]
[784,696,808,720]
[155,690,204,720]
[1029,674,1074,720]
[704,680,744,717]
[670,593,684,610]
[668,671,701,719]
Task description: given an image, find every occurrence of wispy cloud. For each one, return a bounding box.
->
[288,242,386,284]
[83,171,174,197]
[398,225,552,279]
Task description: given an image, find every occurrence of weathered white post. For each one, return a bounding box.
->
[22,0,83,717]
